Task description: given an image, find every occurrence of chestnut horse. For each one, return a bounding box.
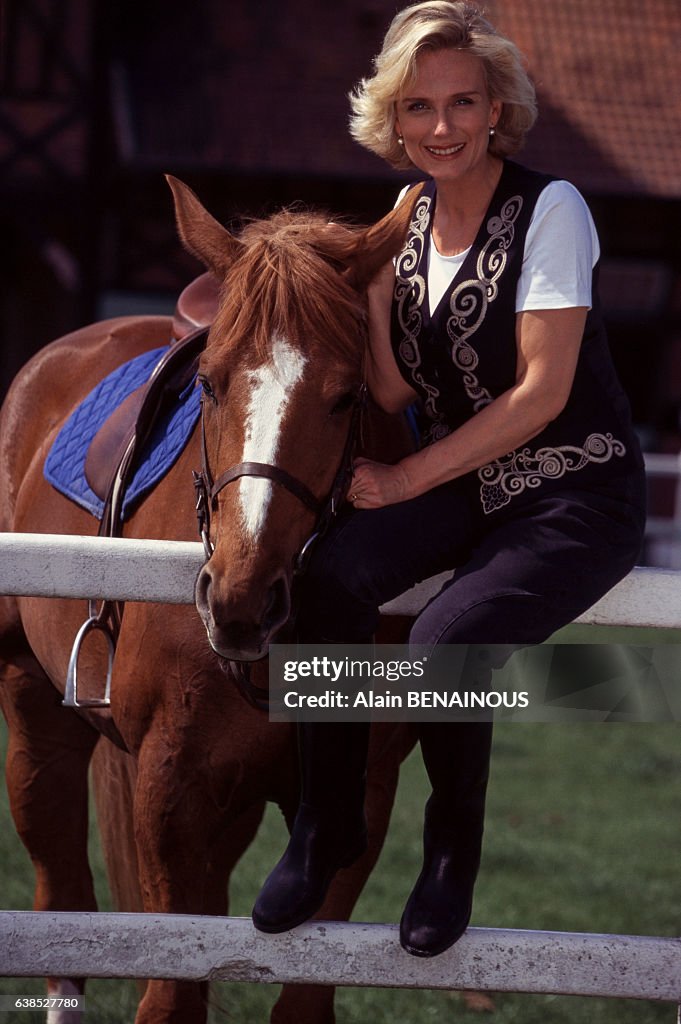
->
[0,178,420,1023]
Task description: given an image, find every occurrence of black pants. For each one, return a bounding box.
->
[297,480,646,648]
[283,476,645,949]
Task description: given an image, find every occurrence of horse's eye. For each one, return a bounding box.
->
[198,376,217,404]
[330,391,357,416]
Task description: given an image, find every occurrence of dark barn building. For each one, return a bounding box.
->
[2,0,680,446]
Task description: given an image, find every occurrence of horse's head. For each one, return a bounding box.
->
[167,176,418,661]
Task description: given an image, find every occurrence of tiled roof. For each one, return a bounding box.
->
[116,0,681,198]
[486,0,681,197]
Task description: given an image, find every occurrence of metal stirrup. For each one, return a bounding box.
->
[63,609,115,708]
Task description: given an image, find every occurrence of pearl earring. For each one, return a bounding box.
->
[489,126,496,138]
[397,135,404,146]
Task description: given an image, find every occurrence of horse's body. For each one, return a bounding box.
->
[0,180,419,1023]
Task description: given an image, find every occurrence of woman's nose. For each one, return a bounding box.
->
[433,112,452,136]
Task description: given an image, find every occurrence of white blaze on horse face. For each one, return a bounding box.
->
[240,334,307,539]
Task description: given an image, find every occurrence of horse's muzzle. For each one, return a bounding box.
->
[195,564,291,662]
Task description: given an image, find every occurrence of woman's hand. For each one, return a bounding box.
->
[351,308,589,505]
[347,457,411,509]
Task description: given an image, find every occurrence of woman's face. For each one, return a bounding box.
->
[394,48,501,185]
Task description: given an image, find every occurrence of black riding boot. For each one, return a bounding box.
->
[252,720,370,933]
[400,720,493,957]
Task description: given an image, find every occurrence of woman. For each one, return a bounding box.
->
[252,1,646,956]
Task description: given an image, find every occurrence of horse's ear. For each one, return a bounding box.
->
[166,175,244,276]
[346,183,425,290]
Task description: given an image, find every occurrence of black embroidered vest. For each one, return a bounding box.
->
[391,161,644,514]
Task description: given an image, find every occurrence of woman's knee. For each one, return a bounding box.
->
[410,592,563,648]
[302,524,377,607]
[294,520,384,641]
[303,507,418,608]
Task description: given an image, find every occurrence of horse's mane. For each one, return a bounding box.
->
[214,209,368,367]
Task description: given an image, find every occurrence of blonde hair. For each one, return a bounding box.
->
[349,1,537,169]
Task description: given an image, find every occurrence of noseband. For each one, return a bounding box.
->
[193,382,367,568]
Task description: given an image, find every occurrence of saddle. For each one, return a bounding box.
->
[59,274,219,713]
[172,271,220,344]
[84,273,219,506]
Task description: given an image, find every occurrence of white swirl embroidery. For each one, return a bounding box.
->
[394,191,524,442]
[395,193,442,424]
[446,195,523,411]
[478,433,628,513]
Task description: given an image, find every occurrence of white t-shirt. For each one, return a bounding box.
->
[397,180,600,317]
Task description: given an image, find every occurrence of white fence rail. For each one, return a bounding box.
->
[1,530,679,1013]
[1,531,680,629]
[1,913,679,1003]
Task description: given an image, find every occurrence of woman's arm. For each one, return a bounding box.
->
[351,305,586,508]
[365,260,419,414]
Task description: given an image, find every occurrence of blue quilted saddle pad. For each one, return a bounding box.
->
[44,345,201,520]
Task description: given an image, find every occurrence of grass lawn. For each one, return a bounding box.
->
[1,714,678,1023]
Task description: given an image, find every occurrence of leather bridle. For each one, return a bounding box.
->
[193,381,367,568]
[192,379,366,711]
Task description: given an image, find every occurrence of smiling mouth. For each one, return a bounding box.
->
[425,143,465,156]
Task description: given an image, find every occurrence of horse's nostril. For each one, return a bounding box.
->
[196,565,289,645]
[195,565,212,615]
